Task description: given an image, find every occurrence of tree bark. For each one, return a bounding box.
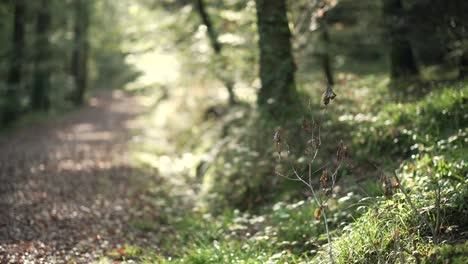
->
[383,0,419,79]
[70,0,89,106]
[319,19,334,87]
[3,0,25,125]
[460,52,468,78]
[32,0,52,110]
[255,0,297,115]
[454,0,468,79]
[193,0,236,105]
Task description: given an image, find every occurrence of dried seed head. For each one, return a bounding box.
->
[302,116,312,133]
[320,169,330,190]
[312,136,321,149]
[336,140,348,161]
[323,85,337,105]
[305,137,321,156]
[312,119,320,130]
[381,175,393,197]
[392,179,400,189]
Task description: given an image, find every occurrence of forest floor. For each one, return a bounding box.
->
[0,91,186,263]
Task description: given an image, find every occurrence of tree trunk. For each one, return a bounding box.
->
[255,0,297,116]
[454,1,468,79]
[319,19,334,87]
[70,0,89,106]
[383,0,419,79]
[3,0,25,125]
[194,0,236,105]
[31,0,51,110]
[460,52,468,78]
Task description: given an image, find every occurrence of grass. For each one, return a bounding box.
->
[149,197,360,263]
[424,242,468,264]
[97,73,467,263]
[338,79,467,159]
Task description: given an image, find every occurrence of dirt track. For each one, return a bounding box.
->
[0,91,163,263]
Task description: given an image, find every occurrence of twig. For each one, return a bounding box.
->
[275,170,302,181]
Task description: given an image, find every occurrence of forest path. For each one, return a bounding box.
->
[0,91,175,263]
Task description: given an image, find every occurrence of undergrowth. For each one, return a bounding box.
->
[102,77,467,263]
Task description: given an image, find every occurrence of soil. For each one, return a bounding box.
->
[0,91,166,263]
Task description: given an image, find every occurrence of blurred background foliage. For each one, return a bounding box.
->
[0,0,140,124]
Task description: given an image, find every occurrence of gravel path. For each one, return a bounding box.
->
[0,91,165,263]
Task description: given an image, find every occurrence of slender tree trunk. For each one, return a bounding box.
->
[194,0,221,53]
[3,0,25,125]
[32,0,51,110]
[255,0,297,115]
[193,0,236,105]
[320,20,334,87]
[454,1,468,79]
[70,0,89,106]
[460,52,468,78]
[383,0,419,79]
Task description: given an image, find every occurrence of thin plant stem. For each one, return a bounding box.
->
[435,183,441,244]
[322,207,335,264]
[277,102,340,264]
